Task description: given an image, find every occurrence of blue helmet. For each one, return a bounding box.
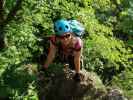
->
[54,19,71,36]
[68,20,85,36]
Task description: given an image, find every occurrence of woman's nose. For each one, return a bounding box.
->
[64,38,67,41]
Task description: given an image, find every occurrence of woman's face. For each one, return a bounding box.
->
[58,33,72,46]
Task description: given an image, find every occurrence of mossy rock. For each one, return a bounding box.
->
[37,68,107,100]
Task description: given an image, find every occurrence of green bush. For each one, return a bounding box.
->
[111,69,133,99]
[0,0,133,99]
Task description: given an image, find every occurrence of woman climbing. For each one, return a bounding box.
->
[41,19,84,82]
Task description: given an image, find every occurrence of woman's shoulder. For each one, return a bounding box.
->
[74,37,83,51]
[49,35,57,45]
[49,35,61,46]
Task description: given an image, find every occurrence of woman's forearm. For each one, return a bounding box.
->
[44,42,56,68]
[74,51,81,73]
[45,50,55,67]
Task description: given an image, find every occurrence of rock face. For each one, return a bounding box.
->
[37,68,126,100]
[104,88,128,100]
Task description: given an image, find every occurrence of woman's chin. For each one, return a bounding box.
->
[63,42,69,46]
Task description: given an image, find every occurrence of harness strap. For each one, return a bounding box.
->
[49,35,57,46]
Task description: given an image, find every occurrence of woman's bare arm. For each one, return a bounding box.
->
[43,42,57,69]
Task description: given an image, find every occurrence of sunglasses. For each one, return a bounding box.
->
[57,34,71,39]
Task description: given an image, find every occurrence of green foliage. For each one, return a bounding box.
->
[111,69,133,99]
[83,34,133,82]
[0,63,38,99]
[113,0,133,45]
[0,0,42,98]
[0,0,133,99]
[81,0,133,83]
[4,0,15,15]
[118,0,133,35]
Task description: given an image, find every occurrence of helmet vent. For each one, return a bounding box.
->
[65,25,69,29]
[59,27,62,31]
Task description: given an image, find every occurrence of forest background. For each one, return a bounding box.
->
[0,0,133,99]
